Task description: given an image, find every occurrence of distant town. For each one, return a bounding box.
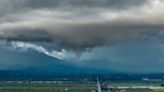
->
[1,72,164,92]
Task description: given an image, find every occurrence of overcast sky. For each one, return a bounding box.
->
[0,0,164,73]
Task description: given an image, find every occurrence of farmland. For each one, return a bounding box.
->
[0,83,164,92]
[0,83,95,92]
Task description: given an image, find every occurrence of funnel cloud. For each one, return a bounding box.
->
[0,0,164,72]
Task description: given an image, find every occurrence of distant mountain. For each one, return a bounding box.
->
[0,67,118,81]
[0,47,119,80]
[0,50,118,74]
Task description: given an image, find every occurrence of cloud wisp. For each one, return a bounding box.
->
[10,41,76,60]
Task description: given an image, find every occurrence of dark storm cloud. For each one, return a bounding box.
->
[24,0,148,10]
[1,0,164,72]
[0,0,148,10]
[1,22,164,51]
[0,0,164,52]
[0,0,148,15]
[0,0,148,22]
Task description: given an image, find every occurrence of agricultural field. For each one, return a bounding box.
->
[0,83,96,92]
[0,83,163,92]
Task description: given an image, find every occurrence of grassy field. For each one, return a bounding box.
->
[0,84,96,92]
[153,89,164,92]
[0,83,164,92]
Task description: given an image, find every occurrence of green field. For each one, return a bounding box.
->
[0,83,164,92]
[0,84,96,92]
